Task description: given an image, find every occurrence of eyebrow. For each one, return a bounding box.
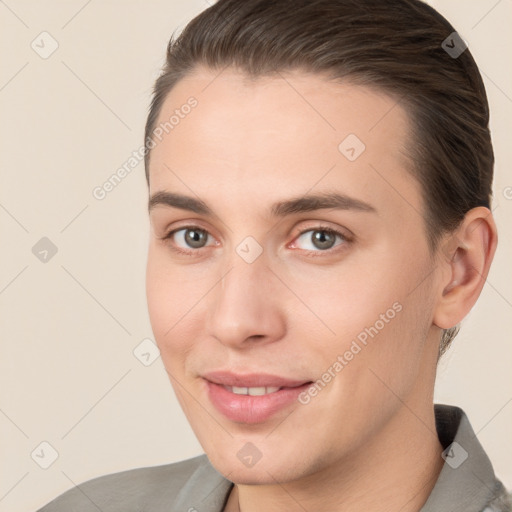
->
[148,191,377,217]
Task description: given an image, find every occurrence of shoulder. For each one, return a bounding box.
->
[485,483,512,512]
[36,454,216,512]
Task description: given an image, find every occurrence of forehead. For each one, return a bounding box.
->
[148,67,420,221]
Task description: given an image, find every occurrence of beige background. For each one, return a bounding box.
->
[0,1,510,510]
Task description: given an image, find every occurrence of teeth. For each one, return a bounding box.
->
[248,386,280,396]
[228,386,281,395]
[248,387,268,396]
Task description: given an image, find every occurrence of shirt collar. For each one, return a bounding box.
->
[420,403,503,511]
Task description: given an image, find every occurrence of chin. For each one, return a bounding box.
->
[228,471,276,485]
[206,449,310,486]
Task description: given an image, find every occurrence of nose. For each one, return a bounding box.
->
[206,257,286,349]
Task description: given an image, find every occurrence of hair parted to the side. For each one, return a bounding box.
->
[143,0,494,359]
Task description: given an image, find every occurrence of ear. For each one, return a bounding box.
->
[433,207,498,330]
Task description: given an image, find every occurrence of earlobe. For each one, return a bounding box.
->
[433,207,497,329]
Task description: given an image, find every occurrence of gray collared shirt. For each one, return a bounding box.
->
[38,404,511,511]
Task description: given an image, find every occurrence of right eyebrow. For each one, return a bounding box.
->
[148,191,212,216]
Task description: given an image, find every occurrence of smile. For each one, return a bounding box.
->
[202,371,313,424]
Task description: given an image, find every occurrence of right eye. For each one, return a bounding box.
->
[162,226,217,255]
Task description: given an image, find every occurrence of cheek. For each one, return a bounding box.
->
[283,262,401,346]
[332,278,434,406]
[294,249,431,371]
[146,247,213,370]
[146,248,190,355]
[146,253,170,339]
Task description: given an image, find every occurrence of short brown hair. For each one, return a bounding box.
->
[144,0,494,357]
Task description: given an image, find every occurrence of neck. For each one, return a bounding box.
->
[225,400,444,512]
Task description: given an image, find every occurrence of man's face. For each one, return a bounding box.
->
[146,68,443,483]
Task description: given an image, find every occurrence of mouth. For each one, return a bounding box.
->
[222,385,282,396]
[202,371,313,424]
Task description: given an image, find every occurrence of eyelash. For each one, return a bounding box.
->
[160,224,351,258]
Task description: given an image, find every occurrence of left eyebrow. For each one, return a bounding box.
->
[270,191,377,217]
[148,191,377,216]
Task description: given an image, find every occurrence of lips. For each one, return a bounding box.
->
[203,370,310,389]
[202,371,313,424]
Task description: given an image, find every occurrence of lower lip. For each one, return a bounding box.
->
[205,380,312,424]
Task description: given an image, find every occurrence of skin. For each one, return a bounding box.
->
[145,67,497,512]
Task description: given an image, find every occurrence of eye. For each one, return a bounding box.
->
[292,227,348,252]
[164,226,216,253]
[160,225,350,256]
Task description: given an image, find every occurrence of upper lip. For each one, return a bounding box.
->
[202,370,311,388]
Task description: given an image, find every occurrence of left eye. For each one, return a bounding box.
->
[294,228,346,251]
